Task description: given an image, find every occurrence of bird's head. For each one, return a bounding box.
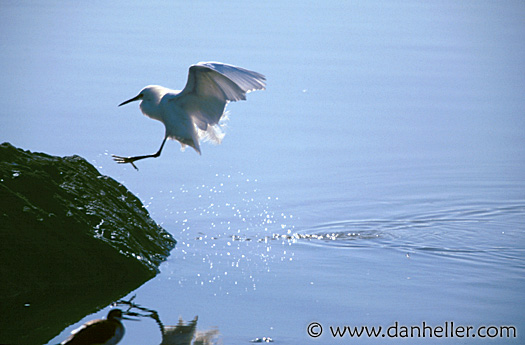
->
[107,309,140,322]
[118,85,166,107]
[107,309,124,321]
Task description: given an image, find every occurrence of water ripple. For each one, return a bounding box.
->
[291,204,525,257]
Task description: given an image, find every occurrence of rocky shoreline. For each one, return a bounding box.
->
[0,142,176,344]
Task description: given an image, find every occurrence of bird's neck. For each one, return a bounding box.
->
[140,99,163,121]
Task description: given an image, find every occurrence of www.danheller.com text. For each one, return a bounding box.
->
[306,321,518,339]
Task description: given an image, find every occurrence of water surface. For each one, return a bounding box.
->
[1,0,524,344]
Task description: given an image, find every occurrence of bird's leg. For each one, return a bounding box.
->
[112,138,167,170]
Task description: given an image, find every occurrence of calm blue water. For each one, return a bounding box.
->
[2,1,525,344]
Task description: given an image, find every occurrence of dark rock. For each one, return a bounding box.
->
[0,142,176,344]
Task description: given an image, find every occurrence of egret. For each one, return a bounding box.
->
[112,62,266,169]
[60,309,137,345]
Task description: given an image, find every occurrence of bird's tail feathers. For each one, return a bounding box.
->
[199,123,225,145]
[198,111,229,145]
[171,135,201,155]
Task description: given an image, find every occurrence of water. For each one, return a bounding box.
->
[1,0,524,344]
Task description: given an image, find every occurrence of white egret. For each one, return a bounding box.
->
[112,62,266,169]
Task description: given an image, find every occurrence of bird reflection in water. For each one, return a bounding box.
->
[59,309,138,345]
[114,296,220,345]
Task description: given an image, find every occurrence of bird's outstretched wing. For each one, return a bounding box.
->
[176,62,266,130]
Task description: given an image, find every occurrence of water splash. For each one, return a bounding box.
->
[151,172,296,293]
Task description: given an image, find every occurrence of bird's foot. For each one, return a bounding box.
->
[112,155,139,170]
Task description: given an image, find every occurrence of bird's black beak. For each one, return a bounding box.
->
[122,316,140,321]
[121,312,141,321]
[118,94,143,107]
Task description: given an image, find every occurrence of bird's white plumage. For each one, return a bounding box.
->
[113,62,265,168]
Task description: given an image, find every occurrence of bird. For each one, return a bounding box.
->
[60,309,136,345]
[112,61,266,169]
